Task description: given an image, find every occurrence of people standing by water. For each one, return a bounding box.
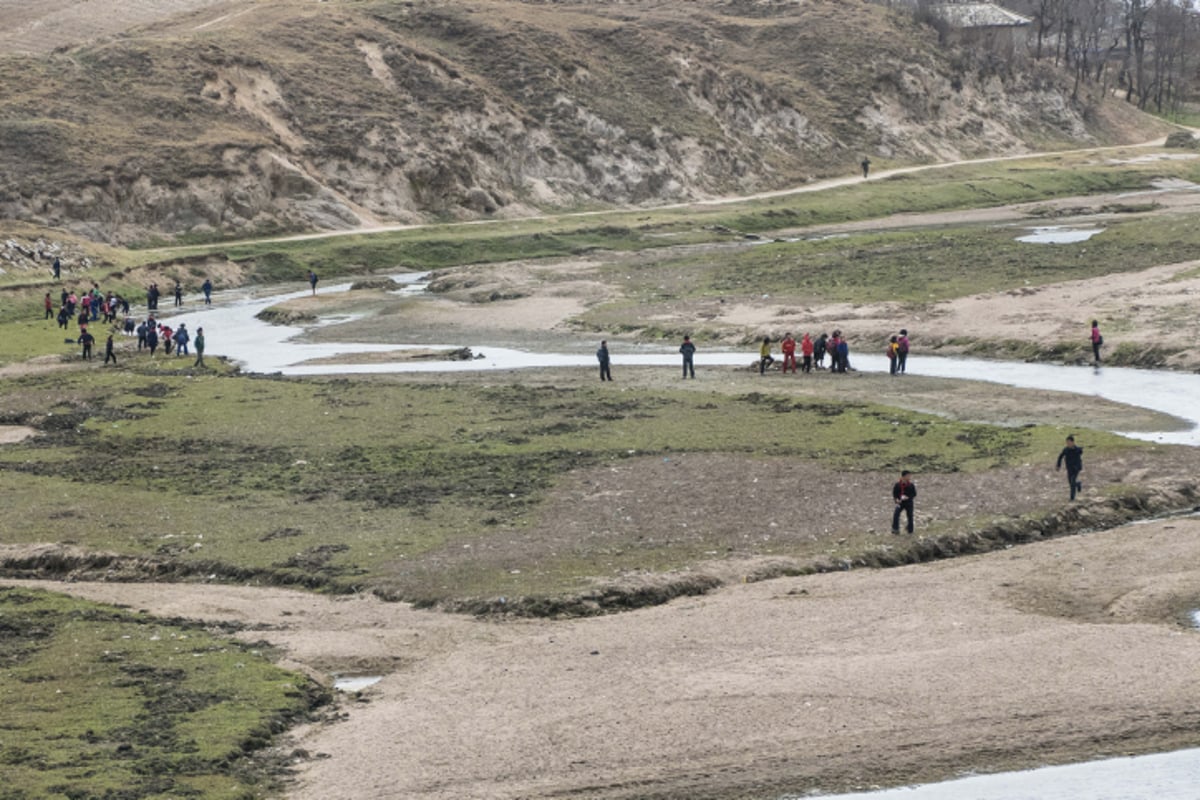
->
[147,283,160,311]
[202,278,213,305]
[104,334,117,365]
[309,270,319,296]
[861,157,871,179]
[781,333,797,374]
[887,335,900,375]
[759,336,775,375]
[897,329,910,374]
[597,340,612,381]
[891,470,916,534]
[680,335,696,379]
[828,331,848,373]
[1056,434,1084,501]
[174,281,183,307]
[146,324,159,356]
[1090,320,1103,364]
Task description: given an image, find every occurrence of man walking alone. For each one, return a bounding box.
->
[193,327,206,367]
[1056,435,1084,500]
[891,470,916,534]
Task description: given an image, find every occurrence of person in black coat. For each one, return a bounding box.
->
[680,335,696,379]
[597,340,612,381]
[1056,435,1084,500]
[79,330,95,360]
[892,470,916,534]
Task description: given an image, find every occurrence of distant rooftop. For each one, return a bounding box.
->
[931,2,1032,28]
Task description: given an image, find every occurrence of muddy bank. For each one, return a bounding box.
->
[8,480,1196,622]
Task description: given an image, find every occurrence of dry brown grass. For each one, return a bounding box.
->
[0,0,1167,242]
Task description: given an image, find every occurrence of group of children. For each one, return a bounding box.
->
[46,281,207,367]
[760,330,863,375]
[885,329,911,375]
[49,285,131,330]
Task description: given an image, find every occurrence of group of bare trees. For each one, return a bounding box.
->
[1009,0,1197,113]
[899,0,1198,114]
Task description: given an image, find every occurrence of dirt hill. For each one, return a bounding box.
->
[0,0,1167,244]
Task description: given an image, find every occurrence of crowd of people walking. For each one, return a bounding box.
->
[45,276,212,368]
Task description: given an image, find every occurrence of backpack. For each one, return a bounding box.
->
[1097,335,1103,346]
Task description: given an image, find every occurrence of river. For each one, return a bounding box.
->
[166,274,1200,446]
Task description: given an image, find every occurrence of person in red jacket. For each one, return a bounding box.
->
[800,333,814,373]
[780,332,797,374]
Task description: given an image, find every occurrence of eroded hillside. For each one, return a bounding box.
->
[0,0,1164,243]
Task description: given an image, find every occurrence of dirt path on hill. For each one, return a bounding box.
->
[7,515,1200,799]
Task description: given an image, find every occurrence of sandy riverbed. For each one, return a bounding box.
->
[7,514,1200,798]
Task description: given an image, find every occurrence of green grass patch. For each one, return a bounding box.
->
[0,367,1139,604]
[0,586,325,799]
[121,144,1200,283]
[572,210,1200,321]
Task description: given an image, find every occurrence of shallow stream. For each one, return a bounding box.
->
[166,273,1200,446]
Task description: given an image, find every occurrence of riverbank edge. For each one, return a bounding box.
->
[5,479,1195,619]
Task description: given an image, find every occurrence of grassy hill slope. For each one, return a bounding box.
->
[0,0,1168,244]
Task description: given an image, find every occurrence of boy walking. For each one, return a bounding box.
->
[891,470,916,534]
[193,327,205,367]
[680,336,696,379]
[1056,435,1084,500]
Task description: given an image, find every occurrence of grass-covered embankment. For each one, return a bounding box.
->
[0,363,1151,606]
[0,586,326,799]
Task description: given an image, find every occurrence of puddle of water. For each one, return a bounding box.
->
[1192,610,1200,629]
[333,675,382,693]
[1106,153,1200,166]
[798,747,1200,800]
[1016,226,1104,244]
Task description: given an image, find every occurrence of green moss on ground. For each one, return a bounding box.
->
[0,586,325,799]
[0,365,1137,602]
